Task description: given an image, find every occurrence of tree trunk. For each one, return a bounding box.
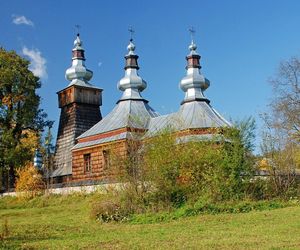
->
[0,168,5,192]
[8,165,15,191]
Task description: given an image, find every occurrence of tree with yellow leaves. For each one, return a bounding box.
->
[0,48,52,191]
[15,162,45,199]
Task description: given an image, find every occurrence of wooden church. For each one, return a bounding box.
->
[51,33,230,185]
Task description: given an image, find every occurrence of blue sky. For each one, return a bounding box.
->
[2,0,300,152]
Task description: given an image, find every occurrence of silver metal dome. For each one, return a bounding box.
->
[74,35,82,47]
[180,69,210,92]
[75,39,159,146]
[127,40,136,55]
[118,40,147,101]
[189,41,198,55]
[180,40,210,102]
[65,34,94,87]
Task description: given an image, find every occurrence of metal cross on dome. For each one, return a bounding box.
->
[75,24,81,36]
[128,26,135,41]
[189,26,196,43]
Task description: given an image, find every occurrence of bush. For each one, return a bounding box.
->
[15,162,45,199]
[92,199,125,222]
[90,183,171,222]
[93,123,257,219]
[142,126,255,204]
[90,192,130,223]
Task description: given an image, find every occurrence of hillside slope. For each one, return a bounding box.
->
[1,195,300,249]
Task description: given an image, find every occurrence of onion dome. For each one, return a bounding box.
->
[65,34,93,87]
[75,38,159,145]
[179,39,210,104]
[117,39,147,101]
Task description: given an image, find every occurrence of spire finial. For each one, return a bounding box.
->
[66,30,93,86]
[75,24,81,37]
[189,26,196,43]
[179,27,210,104]
[118,33,147,98]
[188,27,197,53]
[128,26,135,41]
[74,25,82,47]
[127,27,136,55]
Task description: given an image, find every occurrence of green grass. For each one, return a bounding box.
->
[1,194,300,249]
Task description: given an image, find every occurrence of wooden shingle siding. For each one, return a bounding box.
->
[53,85,102,179]
[72,141,127,182]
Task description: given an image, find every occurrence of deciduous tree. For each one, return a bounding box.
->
[269,57,300,141]
[0,48,51,190]
[260,56,300,197]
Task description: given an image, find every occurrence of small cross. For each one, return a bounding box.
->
[189,26,196,42]
[128,26,135,41]
[75,24,81,36]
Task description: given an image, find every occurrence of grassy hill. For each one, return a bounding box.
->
[1,194,300,249]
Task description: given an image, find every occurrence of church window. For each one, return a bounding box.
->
[84,153,91,173]
[103,150,111,169]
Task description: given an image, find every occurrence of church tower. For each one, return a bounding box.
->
[52,34,102,181]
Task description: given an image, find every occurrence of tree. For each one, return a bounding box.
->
[260,129,299,197]
[41,125,55,188]
[0,48,50,191]
[269,57,300,141]
[232,117,256,152]
[260,56,300,197]
[15,162,45,199]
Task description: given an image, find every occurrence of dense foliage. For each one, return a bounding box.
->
[0,48,50,190]
[15,162,45,199]
[92,119,258,222]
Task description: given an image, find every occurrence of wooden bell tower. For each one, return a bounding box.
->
[53,34,102,181]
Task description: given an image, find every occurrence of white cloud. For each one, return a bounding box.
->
[12,15,34,26]
[22,47,47,79]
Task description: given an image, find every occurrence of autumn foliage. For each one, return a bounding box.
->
[15,163,45,199]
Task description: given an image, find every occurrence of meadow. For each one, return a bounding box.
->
[0,194,300,249]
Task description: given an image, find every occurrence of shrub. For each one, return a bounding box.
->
[15,162,45,199]
[143,126,255,204]
[91,119,262,222]
[90,192,130,223]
